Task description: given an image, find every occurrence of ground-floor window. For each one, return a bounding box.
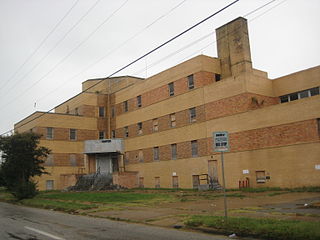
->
[256,171,266,183]
[139,177,144,188]
[172,176,179,188]
[155,177,160,188]
[46,180,54,190]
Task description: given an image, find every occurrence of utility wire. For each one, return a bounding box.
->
[1,0,240,136]
[1,0,102,99]
[0,0,128,111]
[0,0,81,91]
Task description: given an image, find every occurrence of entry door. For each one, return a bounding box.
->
[208,160,218,183]
[96,155,112,174]
[192,175,200,189]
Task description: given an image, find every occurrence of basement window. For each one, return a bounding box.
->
[215,74,221,82]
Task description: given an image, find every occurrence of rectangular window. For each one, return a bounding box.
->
[124,126,129,138]
[124,101,128,112]
[138,150,144,162]
[171,144,177,160]
[70,129,77,140]
[45,154,54,166]
[256,171,266,183]
[168,82,174,96]
[310,87,320,96]
[99,131,105,139]
[289,93,298,101]
[46,180,54,190]
[153,118,159,132]
[189,107,196,123]
[215,73,221,82]
[187,74,194,89]
[191,140,198,157]
[172,176,179,188]
[137,95,142,107]
[111,107,115,118]
[170,113,176,127]
[139,177,144,188]
[153,147,159,161]
[46,127,54,139]
[155,177,160,188]
[137,122,143,135]
[111,130,116,138]
[75,107,79,115]
[299,90,309,99]
[99,106,105,117]
[280,95,289,103]
[70,154,76,166]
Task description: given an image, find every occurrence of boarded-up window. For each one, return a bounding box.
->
[70,154,76,166]
[139,177,144,188]
[45,154,54,166]
[172,176,179,188]
[138,150,144,162]
[170,113,176,127]
[153,119,158,132]
[46,180,54,190]
[171,144,177,160]
[192,175,200,189]
[153,147,159,161]
[46,127,53,139]
[155,177,160,188]
[191,140,198,157]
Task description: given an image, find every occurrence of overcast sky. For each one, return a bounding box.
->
[0,0,319,135]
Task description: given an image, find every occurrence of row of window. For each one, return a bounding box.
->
[45,154,80,166]
[126,140,199,163]
[139,176,179,188]
[280,86,319,103]
[46,127,77,140]
[118,107,196,138]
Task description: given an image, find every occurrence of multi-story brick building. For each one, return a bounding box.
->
[15,17,320,190]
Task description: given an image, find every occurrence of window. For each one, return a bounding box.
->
[191,140,198,157]
[46,127,53,139]
[280,87,320,103]
[155,177,160,188]
[215,73,221,82]
[153,118,158,132]
[168,82,174,96]
[45,154,54,166]
[137,95,142,107]
[172,176,179,188]
[75,107,79,115]
[99,131,105,139]
[111,130,116,138]
[111,107,115,118]
[137,122,143,135]
[153,147,159,161]
[256,171,266,183]
[123,101,128,112]
[189,107,196,123]
[171,144,177,160]
[139,177,144,188]
[99,107,105,117]
[187,74,194,89]
[124,152,129,164]
[170,113,176,127]
[70,129,77,140]
[70,154,76,166]
[46,180,54,190]
[138,150,144,162]
[124,126,129,138]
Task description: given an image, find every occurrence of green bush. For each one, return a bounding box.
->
[11,181,38,200]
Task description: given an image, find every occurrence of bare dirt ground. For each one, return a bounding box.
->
[83,191,320,228]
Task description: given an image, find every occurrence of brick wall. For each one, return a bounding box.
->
[45,153,84,166]
[38,127,97,141]
[113,171,138,188]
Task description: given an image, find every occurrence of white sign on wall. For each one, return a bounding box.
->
[315,165,320,170]
[243,169,249,174]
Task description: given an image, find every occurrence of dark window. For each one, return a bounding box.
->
[215,74,221,82]
[153,147,159,161]
[124,101,128,112]
[46,127,53,139]
[111,130,116,138]
[70,129,77,140]
[171,144,177,160]
[99,131,105,139]
[99,107,105,117]
[137,95,142,107]
[111,107,115,118]
[289,93,298,101]
[187,75,194,89]
[280,95,289,103]
[137,122,143,135]
[168,82,174,96]
[189,107,196,123]
[191,140,198,157]
[299,90,309,99]
[310,87,319,96]
[124,127,129,138]
[75,107,79,115]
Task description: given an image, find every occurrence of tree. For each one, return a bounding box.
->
[0,132,50,199]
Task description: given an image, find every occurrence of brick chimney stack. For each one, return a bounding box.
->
[216,17,252,78]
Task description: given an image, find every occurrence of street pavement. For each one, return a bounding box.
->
[0,202,230,240]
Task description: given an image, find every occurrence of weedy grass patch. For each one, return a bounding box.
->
[185,215,320,240]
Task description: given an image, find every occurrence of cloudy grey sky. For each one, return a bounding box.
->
[0,0,319,135]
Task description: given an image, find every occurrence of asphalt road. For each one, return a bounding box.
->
[0,202,230,240]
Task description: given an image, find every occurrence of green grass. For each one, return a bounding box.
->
[185,215,320,240]
[37,191,173,204]
[20,198,97,212]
